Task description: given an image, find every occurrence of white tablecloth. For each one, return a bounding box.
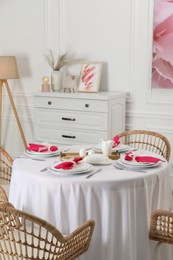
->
[9,150,173,260]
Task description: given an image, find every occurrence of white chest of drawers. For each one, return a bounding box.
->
[33,91,126,145]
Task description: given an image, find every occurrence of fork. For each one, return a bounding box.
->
[17,156,46,161]
[40,160,60,172]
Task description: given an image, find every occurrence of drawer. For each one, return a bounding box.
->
[34,126,108,145]
[34,109,108,131]
[34,96,107,113]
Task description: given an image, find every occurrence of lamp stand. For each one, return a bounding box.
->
[0,79,27,149]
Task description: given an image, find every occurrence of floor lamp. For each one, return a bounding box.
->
[0,56,27,149]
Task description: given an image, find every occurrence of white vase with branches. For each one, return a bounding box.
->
[45,51,75,91]
[51,70,62,91]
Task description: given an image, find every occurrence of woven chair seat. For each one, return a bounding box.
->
[0,224,60,259]
[0,202,95,260]
[149,210,173,244]
[0,184,10,198]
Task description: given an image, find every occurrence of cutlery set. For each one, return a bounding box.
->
[113,164,147,173]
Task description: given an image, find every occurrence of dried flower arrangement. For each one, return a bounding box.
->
[45,50,74,71]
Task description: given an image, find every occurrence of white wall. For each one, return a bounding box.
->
[1,0,173,163]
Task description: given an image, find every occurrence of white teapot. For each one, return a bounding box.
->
[99,139,114,157]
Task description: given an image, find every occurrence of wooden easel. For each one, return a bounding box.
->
[0,79,27,149]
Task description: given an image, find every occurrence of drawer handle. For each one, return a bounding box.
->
[62,117,76,121]
[85,104,89,108]
[62,135,76,139]
[48,101,52,105]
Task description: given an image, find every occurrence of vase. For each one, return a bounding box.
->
[51,70,62,91]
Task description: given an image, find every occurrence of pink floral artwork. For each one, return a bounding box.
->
[78,62,102,92]
[152,0,173,88]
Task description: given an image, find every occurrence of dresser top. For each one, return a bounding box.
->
[33,91,126,100]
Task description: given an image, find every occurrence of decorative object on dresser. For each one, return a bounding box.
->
[41,76,50,92]
[33,91,126,145]
[78,62,103,93]
[63,73,78,93]
[45,50,75,92]
[0,56,27,148]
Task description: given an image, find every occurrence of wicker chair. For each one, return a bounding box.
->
[118,130,171,161]
[0,147,13,197]
[0,186,8,203]
[0,202,95,260]
[149,210,173,244]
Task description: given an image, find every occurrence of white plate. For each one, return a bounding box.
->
[86,159,112,165]
[50,162,93,173]
[118,159,162,169]
[120,157,162,167]
[116,161,161,171]
[47,168,93,176]
[48,163,94,176]
[26,150,60,157]
[91,159,112,165]
[93,144,130,153]
[83,154,112,165]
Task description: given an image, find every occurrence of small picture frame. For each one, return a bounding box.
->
[78,62,103,92]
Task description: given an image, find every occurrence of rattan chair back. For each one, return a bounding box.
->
[0,147,13,184]
[0,203,95,260]
[118,130,171,161]
[149,210,173,244]
[0,186,8,203]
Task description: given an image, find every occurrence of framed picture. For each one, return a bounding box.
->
[78,62,103,92]
[152,0,173,89]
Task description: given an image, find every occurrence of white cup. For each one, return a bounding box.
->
[100,139,114,157]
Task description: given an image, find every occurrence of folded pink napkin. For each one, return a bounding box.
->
[125,152,161,163]
[49,146,58,152]
[54,161,75,170]
[112,135,120,148]
[73,157,83,164]
[27,143,58,153]
[135,156,161,163]
[124,152,134,161]
[54,157,83,171]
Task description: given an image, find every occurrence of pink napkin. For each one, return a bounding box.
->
[124,152,134,161]
[112,135,120,148]
[54,157,83,171]
[73,157,83,164]
[49,146,58,152]
[54,161,75,170]
[125,152,162,163]
[135,156,161,163]
[27,143,58,153]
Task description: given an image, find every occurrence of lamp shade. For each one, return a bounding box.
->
[0,56,19,79]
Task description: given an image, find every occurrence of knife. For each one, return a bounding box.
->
[86,168,102,179]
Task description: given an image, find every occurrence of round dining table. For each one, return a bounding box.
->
[9,147,173,260]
